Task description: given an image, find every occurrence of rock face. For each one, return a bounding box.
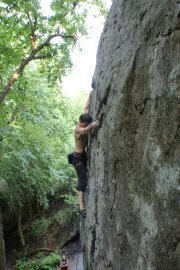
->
[82,0,180,269]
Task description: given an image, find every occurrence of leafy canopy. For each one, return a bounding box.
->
[0,0,107,105]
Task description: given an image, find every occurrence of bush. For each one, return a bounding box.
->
[16,252,60,270]
[31,218,51,238]
[54,207,77,226]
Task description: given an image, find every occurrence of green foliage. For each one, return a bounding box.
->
[0,64,83,246]
[0,0,108,106]
[60,183,79,211]
[31,218,51,238]
[0,0,108,252]
[0,68,75,206]
[16,252,60,270]
[54,206,77,226]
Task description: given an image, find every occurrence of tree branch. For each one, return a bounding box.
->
[26,12,38,50]
[0,33,76,106]
[33,54,52,60]
[34,33,76,53]
[27,248,55,258]
[7,105,20,125]
[60,1,78,20]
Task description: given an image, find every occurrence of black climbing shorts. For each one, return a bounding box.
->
[72,152,87,192]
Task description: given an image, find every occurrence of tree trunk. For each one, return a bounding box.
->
[0,206,6,270]
[17,208,25,248]
[28,194,32,221]
[37,195,40,214]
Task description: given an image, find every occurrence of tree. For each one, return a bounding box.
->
[0,206,6,270]
[0,180,8,270]
[0,0,106,105]
[0,67,84,247]
[0,0,108,256]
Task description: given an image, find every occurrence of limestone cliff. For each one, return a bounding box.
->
[82,0,180,269]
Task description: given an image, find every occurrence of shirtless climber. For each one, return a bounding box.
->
[72,91,99,218]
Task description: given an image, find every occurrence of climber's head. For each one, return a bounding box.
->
[62,254,66,259]
[79,113,93,127]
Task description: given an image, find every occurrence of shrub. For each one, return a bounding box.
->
[16,252,60,270]
[31,218,51,238]
[54,207,77,226]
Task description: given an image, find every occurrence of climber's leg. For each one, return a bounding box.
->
[78,191,84,211]
[72,152,88,218]
[76,163,88,193]
[75,163,87,218]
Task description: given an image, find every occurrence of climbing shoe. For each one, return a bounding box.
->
[79,209,86,218]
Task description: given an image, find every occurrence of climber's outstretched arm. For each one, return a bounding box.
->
[76,120,99,135]
[84,91,92,113]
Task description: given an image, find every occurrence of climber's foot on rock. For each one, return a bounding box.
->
[79,209,86,218]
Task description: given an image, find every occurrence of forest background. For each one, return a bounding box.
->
[0,0,110,269]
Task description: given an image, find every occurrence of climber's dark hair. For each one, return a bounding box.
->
[79,113,93,123]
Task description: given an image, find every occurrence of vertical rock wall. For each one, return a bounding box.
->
[82,0,180,269]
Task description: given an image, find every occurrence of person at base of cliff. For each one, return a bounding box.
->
[72,91,99,218]
[59,254,69,270]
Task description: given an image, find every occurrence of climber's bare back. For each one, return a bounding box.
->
[74,125,88,153]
